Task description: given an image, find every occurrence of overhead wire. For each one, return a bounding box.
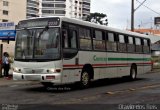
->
[136,0,160,16]
[134,0,147,11]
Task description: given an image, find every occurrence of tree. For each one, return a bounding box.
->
[85,12,108,26]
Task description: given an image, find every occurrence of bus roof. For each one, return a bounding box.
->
[20,16,150,40]
[60,17,150,40]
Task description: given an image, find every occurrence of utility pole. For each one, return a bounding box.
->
[131,0,147,32]
[131,0,134,31]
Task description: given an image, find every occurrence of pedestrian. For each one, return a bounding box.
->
[2,52,7,77]
[3,52,10,78]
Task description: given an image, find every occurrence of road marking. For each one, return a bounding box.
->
[56,95,101,104]
[105,83,160,95]
[106,92,115,95]
[129,88,136,91]
[10,85,18,87]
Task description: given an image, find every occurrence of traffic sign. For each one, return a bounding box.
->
[0,30,16,40]
[154,17,160,25]
[0,22,15,30]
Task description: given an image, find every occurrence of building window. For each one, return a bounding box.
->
[55,10,65,14]
[55,0,66,1]
[82,8,90,11]
[55,4,66,8]
[2,19,8,22]
[42,10,54,14]
[3,1,9,6]
[27,14,38,17]
[3,10,9,15]
[42,4,54,7]
[27,7,39,11]
[75,1,78,3]
[82,2,90,5]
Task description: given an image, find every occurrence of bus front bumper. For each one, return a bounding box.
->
[13,72,61,83]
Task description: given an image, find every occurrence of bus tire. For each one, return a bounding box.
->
[80,70,90,88]
[130,66,137,80]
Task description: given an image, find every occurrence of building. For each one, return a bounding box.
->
[0,0,91,21]
[134,29,160,36]
[0,0,26,56]
[1,0,91,23]
[0,0,91,56]
[39,0,91,20]
[0,0,40,56]
[26,0,39,19]
[0,0,26,23]
[0,0,39,23]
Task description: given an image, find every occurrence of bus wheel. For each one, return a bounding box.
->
[130,66,137,80]
[80,71,90,88]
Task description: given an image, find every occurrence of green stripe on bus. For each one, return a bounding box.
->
[108,58,150,61]
[93,55,150,61]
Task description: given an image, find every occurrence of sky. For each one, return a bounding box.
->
[91,0,160,30]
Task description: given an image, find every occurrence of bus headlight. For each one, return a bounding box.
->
[13,67,21,73]
[49,68,61,73]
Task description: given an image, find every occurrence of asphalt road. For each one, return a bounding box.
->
[0,71,160,110]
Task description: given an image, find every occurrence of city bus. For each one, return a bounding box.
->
[13,17,151,87]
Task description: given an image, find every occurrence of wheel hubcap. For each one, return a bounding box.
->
[132,69,136,79]
[82,72,89,85]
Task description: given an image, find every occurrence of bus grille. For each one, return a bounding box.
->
[23,69,44,74]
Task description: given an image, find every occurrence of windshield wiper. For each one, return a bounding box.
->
[38,26,49,39]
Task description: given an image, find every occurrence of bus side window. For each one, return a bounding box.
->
[127,36,135,53]
[143,39,150,53]
[135,37,142,53]
[106,32,117,51]
[62,29,77,49]
[62,28,78,59]
[93,30,105,50]
[79,27,92,50]
[62,29,68,48]
[118,34,127,52]
[69,30,77,48]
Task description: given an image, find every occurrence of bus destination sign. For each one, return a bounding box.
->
[17,17,60,28]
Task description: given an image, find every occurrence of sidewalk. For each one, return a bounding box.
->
[0,76,16,86]
[0,76,40,86]
[0,68,41,86]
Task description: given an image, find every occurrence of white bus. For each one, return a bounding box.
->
[13,17,151,87]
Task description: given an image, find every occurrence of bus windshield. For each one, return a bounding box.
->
[15,27,60,61]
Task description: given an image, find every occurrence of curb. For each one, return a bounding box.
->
[0,77,40,87]
[0,81,40,87]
